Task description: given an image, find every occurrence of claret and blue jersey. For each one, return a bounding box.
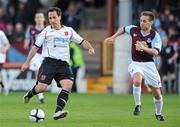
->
[124,25,162,62]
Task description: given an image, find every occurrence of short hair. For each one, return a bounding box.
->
[47,7,62,16]
[141,11,155,22]
[35,10,45,16]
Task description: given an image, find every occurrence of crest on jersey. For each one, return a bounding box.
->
[64,31,69,36]
[133,33,137,37]
[31,30,36,35]
[146,38,151,43]
[41,75,46,80]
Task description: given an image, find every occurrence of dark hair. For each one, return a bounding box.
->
[141,11,155,22]
[47,7,62,16]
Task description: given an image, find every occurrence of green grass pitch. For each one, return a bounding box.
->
[0,92,179,127]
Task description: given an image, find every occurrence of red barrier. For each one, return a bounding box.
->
[3,63,22,69]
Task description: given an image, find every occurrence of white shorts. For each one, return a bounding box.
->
[128,61,161,88]
[29,53,43,71]
[0,53,6,63]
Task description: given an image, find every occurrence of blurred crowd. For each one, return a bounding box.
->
[0,0,105,44]
[0,0,105,63]
[153,8,180,94]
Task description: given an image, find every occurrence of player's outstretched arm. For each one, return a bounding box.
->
[21,45,39,71]
[81,40,95,55]
[104,27,125,44]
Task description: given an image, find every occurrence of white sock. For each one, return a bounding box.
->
[153,95,163,115]
[133,85,141,106]
[37,93,44,100]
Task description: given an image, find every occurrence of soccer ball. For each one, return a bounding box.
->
[29,109,45,122]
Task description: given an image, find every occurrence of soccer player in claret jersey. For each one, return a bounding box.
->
[24,11,45,103]
[105,11,165,121]
[21,7,95,120]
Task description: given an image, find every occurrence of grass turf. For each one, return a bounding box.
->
[0,92,179,127]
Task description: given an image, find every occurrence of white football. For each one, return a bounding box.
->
[29,109,45,122]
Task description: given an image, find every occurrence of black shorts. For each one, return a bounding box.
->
[37,57,74,87]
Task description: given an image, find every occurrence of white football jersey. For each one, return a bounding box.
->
[0,30,9,63]
[35,25,83,62]
[0,30,9,49]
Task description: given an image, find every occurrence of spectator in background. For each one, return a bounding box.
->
[168,26,178,43]
[24,0,43,25]
[15,1,26,27]
[153,18,167,39]
[5,23,14,44]
[54,0,70,13]
[6,4,16,24]
[160,8,171,32]
[0,30,10,94]
[160,36,178,94]
[176,39,180,91]
[63,1,82,31]
[70,42,85,92]
[0,6,7,31]
[13,22,24,43]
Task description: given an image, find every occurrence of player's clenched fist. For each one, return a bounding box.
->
[21,62,29,72]
[88,48,95,55]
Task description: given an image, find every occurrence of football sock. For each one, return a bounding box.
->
[55,89,70,112]
[0,81,4,88]
[27,85,38,98]
[133,85,141,106]
[153,95,163,115]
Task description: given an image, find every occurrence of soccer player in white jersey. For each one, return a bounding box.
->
[0,30,10,94]
[21,7,95,120]
[105,11,165,121]
[24,12,45,103]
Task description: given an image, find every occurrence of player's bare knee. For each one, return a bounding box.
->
[61,80,73,91]
[36,84,47,93]
[133,79,141,86]
[151,87,162,99]
[154,94,162,100]
[152,91,162,100]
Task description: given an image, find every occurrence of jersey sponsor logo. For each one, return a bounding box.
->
[64,31,69,36]
[31,30,36,35]
[54,37,69,43]
[133,33,137,37]
[41,75,46,80]
[146,38,151,43]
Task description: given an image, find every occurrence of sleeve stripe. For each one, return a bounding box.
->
[123,27,125,33]
[154,48,159,53]
[79,39,85,45]
[34,44,40,48]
